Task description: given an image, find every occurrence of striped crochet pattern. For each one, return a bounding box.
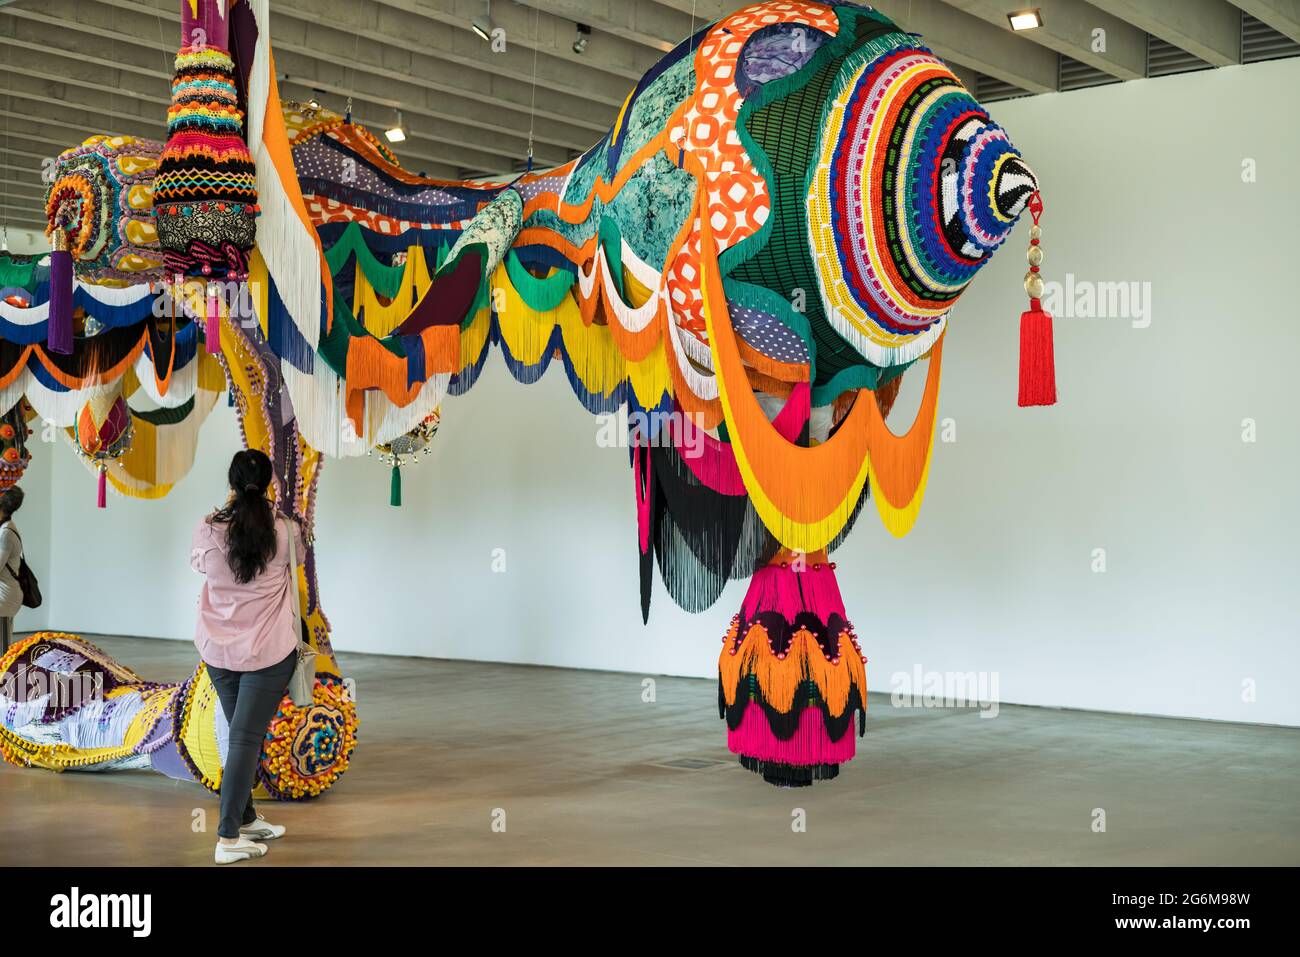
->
[153,44,259,279]
[805,38,1036,368]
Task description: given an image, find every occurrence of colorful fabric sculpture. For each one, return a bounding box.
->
[375,409,440,507]
[281,0,1049,786]
[8,0,1053,793]
[72,392,133,508]
[42,135,164,353]
[152,0,259,353]
[0,633,356,800]
[0,401,33,489]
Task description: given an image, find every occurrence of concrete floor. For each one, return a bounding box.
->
[1,634,1297,866]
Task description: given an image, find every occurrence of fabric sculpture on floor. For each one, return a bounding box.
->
[2,0,1054,792]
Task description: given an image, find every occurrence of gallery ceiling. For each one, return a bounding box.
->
[2,0,1297,237]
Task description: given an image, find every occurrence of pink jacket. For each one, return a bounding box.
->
[191,514,304,671]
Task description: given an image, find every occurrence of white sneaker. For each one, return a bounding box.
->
[215,837,268,864]
[240,815,286,841]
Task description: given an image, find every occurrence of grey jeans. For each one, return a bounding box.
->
[206,648,296,839]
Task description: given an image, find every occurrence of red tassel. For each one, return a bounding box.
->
[1018,300,1056,407]
[48,246,74,355]
[96,466,107,509]
[1017,190,1056,407]
[205,283,221,354]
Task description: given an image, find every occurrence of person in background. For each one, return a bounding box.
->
[0,485,26,653]
[191,449,305,865]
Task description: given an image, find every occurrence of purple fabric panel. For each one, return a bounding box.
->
[229,0,260,122]
[732,302,808,365]
[394,251,483,334]
[181,0,232,50]
[292,139,468,208]
[150,739,199,782]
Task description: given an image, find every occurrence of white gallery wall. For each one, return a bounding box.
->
[15,56,1299,726]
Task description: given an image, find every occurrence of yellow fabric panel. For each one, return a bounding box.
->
[354,245,432,338]
[180,667,224,790]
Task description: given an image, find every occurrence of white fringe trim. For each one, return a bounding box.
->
[247,0,321,356]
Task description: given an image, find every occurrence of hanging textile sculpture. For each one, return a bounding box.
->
[152,0,259,360]
[7,0,357,802]
[275,1,1050,786]
[6,0,1053,793]
[42,135,164,358]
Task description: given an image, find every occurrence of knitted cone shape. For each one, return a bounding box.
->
[152,1,258,282]
[719,553,867,787]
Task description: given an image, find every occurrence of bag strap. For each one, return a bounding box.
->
[283,515,309,652]
[2,522,21,580]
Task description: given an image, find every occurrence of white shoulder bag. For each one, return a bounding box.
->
[284,516,317,707]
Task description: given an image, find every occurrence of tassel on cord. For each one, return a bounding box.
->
[1018,191,1056,407]
[205,280,221,354]
[47,230,74,355]
[96,466,107,509]
[389,463,402,507]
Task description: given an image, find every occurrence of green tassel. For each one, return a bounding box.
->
[390,464,402,507]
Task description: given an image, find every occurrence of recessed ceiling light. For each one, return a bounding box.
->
[1007,8,1043,31]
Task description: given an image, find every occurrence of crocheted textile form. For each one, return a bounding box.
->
[151,1,259,280]
[7,0,1043,791]
[43,136,164,287]
[0,634,355,800]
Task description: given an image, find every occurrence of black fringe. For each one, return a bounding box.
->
[719,674,865,742]
[649,441,780,614]
[738,755,841,787]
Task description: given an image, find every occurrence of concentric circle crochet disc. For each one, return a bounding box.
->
[807,42,1036,367]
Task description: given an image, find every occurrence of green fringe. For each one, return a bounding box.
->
[505,250,574,312]
[0,255,38,290]
[325,222,450,301]
[132,396,197,426]
[390,464,402,507]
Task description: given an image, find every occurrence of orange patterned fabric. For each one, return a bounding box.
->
[665,2,840,346]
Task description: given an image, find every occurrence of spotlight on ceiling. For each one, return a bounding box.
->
[385,110,407,144]
[573,23,591,55]
[472,0,492,41]
[1007,8,1043,31]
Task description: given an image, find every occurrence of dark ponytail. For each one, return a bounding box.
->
[210,449,277,584]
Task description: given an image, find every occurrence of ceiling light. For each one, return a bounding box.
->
[472,0,492,41]
[573,23,591,55]
[1007,8,1043,31]
[385,110,407,143]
